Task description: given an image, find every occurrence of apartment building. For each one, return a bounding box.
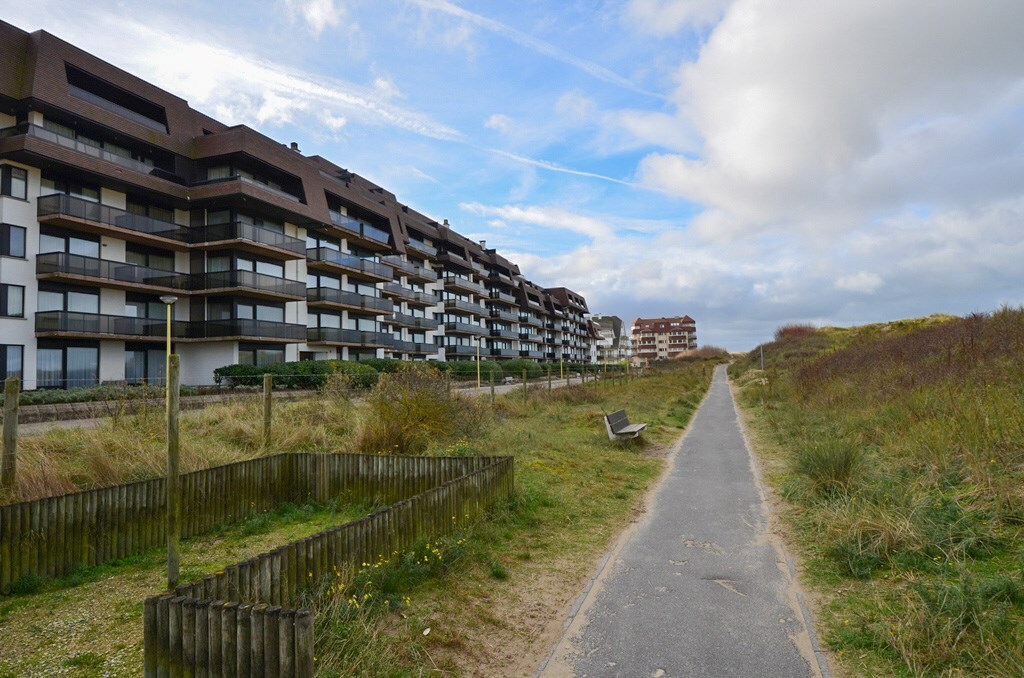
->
[590,314,632,363]
[0,22,593,389]
[631,316,698,362]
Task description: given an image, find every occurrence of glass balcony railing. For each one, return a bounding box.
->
[306,247,393,280]
[189,319,306,341]
[192,174,302,203]
[329,212,390,244]
[36,252,188,289]
[443,322,486,336]
[306,327,393,346]
[489,328,518,340]
[188,270,306,298]
[37,193,186,241]
[35,311,168,338]
[442,276,486,295]
[192,222,305,256]
[406,239,437,257]
[444,299,485,316]
[306,288,392,313]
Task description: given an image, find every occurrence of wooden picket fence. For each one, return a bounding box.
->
[144,456,514,676]
[0,453,506,594]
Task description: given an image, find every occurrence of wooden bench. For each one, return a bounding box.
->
[604,409,648,441]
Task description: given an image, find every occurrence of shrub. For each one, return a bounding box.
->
[497,359,544,380]
[355,364,485,454]
[213,359,378,390]
[358,358,405,374]
[439,360,502,381]
[673,345,731,361]
[774,323,817,342]
[794,438,863,495]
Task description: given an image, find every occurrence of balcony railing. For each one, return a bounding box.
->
[407,290,441,306]
[192,222,305,256]
[188,319,306,341]
[443,322,486,336]
[193,174,302,203]
[37,193,186,242]
[489,290,517,304]
[36,252,188,290]
[444,299,485,316]
[445,344,482,356]
[329,212,390,245]
[307,327,393,347]
[489,308,518,322]
[489,328,518,340]
[7,123,182,181]
[442,276,486,296]
[406,239,437,257]
[381,282,418,302]
[188,271,306,298]
[519,332,543,342]
[35,311,167,338]
[306,287,392,313]
[381,257,438,283]
[490,348,519,358]
[306,248,393,280]
[519,315,543,327]
[520,350,545,358]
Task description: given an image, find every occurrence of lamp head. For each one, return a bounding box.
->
[159,295,178,305]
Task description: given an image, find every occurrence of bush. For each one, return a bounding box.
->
[213,359,378,390]
[355,364,486,454]
[673,346,731,362]
[774,323,817,342]
[358,358,406,374]
[0,383,205,407]
[497,359,544,380]
[794,438,863,495]
[439,360,502,381]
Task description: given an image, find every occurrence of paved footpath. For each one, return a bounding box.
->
[544,365,824,678]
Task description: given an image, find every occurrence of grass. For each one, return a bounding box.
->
[730,308,1024,677]
[0,500,371,677]
[1,360,719,675]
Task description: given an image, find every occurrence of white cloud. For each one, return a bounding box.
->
[372,76,404,99]
[282,0,348,36]
[835,272,883,294]
[484,113,514,134]
[624,0,731,35]
[320,111,349,131]
[459,202,615,240]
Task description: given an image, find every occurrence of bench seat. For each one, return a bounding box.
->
[604,409,648,441]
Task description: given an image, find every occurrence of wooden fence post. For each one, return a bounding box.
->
[547,368,552,391]
[489,372,495,406]
[167,354,181,590]
[522,369,528,402]
[1,376,19,492]
[263,374,273,450]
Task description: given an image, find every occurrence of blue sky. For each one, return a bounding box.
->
[7,1,1024,349]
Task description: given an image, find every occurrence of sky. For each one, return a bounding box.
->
[5,0,1024,350]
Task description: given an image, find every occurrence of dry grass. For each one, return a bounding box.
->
[731,308,1024,677]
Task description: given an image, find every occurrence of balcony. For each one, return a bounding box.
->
[488,290,517,305]
[35,310,168,340]
[306,327,393,347]
[488,271,515,287]
[444,344,483,357]
[390,340,437,354]
[36,253,188,293]
[520,350,545,359]
[381,282,419,303]
[306,287,392,314]
[188,271,306,301]
[489,327,518,340]
[443,322,486,336]
[435,251,472,270]
[382,256,437,283]
[306,248,393,282]
[406,290,441,307]
[519,332,543,342]
[444,299,485,316]
[389,311,438,330]
[490,348,519,359]
[405,239,437,259]
[442,276,486,296]
[193,174,302,204]
[519,315,544,328]
[489,308,518,322]
[187,319,306,342]
[190,222,305,258]
[328,212,391,249]
[36,193,188,249]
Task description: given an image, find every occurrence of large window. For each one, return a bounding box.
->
[207,254,284,278]
[0,345,22,381]
[0,284,24,317]
[126,245,174,271]
[126,197,174,223]
[40,173,99,203]
[125,343,165,385]
[238,343,285,367]
[0,224,26,257]
[37,284,100,314]
[207,298,284,323]
[125,293,168,319]
[39,226,100,258]
[37,341,99,388]
[0,165,27,199]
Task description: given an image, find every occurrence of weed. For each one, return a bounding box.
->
[793,438,864,495]
[9,575,44,596]
[63,652,105,669]
[489,562,509,580]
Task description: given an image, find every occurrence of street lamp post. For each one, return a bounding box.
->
[158,295,178,589]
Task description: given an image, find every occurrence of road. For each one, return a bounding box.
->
[543,365,826,678]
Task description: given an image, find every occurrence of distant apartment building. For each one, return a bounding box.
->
[631,316,697,362]
[0,22,593,389]
[590,314,632,363]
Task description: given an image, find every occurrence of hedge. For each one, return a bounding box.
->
[213,360,379,389]
[0,383,202,407]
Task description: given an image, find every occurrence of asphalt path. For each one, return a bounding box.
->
[543,365,824,678]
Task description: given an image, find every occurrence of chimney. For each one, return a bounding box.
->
[442,219,449,226]
[479,240,487,249]
[289,142,300,152]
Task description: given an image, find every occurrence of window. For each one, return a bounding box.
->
[125,343,165,385]
[40,226,100,258]
[125,294,167,319]
[37,284,99,314]
[0,284,24,317]
[0,345,22,380]
[36,341,99,388]
[238,343,284,367]
[126,197,174,224]
[126,245,174,271]
[0,224,26,258]
[0,165,27,199]
[40,174,100,203]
